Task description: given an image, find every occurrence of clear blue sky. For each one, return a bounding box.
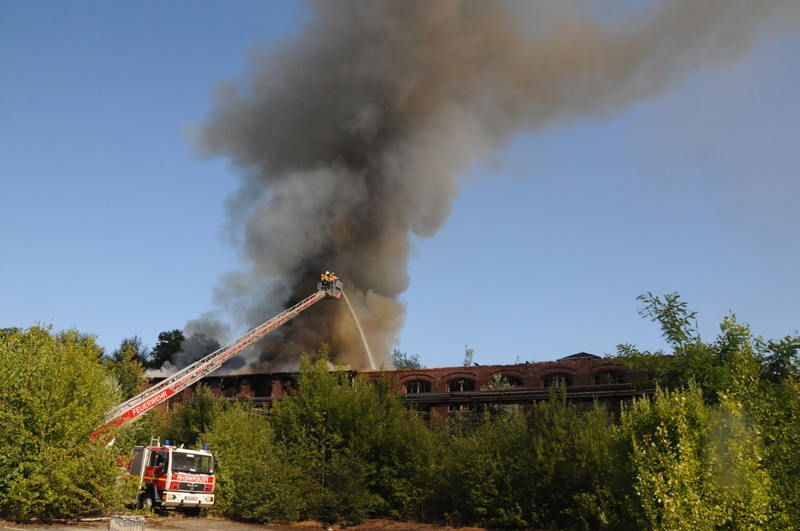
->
[2,1,798,369]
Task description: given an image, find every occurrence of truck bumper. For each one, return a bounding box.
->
[162,492,214,507]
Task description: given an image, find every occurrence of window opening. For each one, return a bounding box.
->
[405,379,431,394]
[543,374,572,387]
[448,378,476,392]
[593,371,626,385]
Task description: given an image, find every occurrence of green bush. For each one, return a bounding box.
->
[202,401,306,522]
[267,350,438,525]
[0,327,134,521]
[438,411,530,528]
[162,384,220,446]
[619,384,774,531]
[435,391,618,531]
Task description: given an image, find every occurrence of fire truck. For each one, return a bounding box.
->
[127,439,216,514]
[97,274,343,512]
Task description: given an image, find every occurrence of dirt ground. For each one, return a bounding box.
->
[0,515,488,531]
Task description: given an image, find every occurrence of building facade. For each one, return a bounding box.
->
[156,352,649,420]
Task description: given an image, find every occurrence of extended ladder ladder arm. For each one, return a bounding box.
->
[93,277,343,439]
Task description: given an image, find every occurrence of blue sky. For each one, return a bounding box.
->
[2,1,798,369]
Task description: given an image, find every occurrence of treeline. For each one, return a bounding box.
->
[1,293,798,530]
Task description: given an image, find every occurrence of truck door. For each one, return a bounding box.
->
[129,447,150,487]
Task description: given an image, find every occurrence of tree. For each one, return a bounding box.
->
[163,385,221,447]
[149,329,185,369]
[105,338,148,400]
[109,336,150,365]
[270,348,437,525]
[0,327,135,521]
[637,292,698,350]
[619,384,773,531]
[756,334,800,384]
[616,293,800,529]
[391,349,423,369]
[463,345,474,367]
[202,402,305,522]
[270,351,378,524]
[616,294,742,401]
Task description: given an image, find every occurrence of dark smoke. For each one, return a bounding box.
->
[185,0,799,371]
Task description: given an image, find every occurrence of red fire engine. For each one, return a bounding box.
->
[127,439,216,514]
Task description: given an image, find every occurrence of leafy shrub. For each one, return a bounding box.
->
[620,384,774,531]
[202,401,306,522]
[0,327,134,521]
[163,384,220,446]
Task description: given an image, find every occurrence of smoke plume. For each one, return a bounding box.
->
[185,0,799,371]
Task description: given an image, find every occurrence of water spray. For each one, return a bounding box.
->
[342,290,376,370]
[319,271,376,370]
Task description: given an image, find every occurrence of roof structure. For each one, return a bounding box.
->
[557,352,601,360]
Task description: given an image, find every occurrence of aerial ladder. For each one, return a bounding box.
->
[94,273,343,439]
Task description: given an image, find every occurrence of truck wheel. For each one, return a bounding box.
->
[138,491,155,512]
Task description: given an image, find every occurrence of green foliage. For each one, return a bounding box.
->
[623,385,715,529]
[148,329,185,369]
[620,384,774,531]
[111,402,171,450]
[436,391,618,530]
[614,296,797,529]
[109,336,150,365]
[439,411,531,528]
[349,377,439,521]
[391,349,423,369]
[202,401,305,522]
[0,327,134,521]
[5,292,796,529]
[104,337,149,401]
[756,334,800,384]
[617,296,756,402]
[162,385,221,447]
[733,363,800,530]
[269,348,437,525]
[270,353,375,524]
[480,374,523,419]
[462,345,474,367]
[522,396,616,530]
[761,380,800,530]
[637,292,698,349]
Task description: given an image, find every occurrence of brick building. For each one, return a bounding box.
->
[155,352,649,420]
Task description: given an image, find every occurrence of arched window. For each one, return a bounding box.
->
[543,374,572,388]
[405,379,431,394]
[448,378,476,392]
[502,376,523,387]
[593,371,626,385]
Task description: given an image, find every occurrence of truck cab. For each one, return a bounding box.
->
[128,441,215,514]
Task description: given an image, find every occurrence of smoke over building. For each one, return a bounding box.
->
[181,0,798,371]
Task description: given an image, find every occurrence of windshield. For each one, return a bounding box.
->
[171,452,214,474]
